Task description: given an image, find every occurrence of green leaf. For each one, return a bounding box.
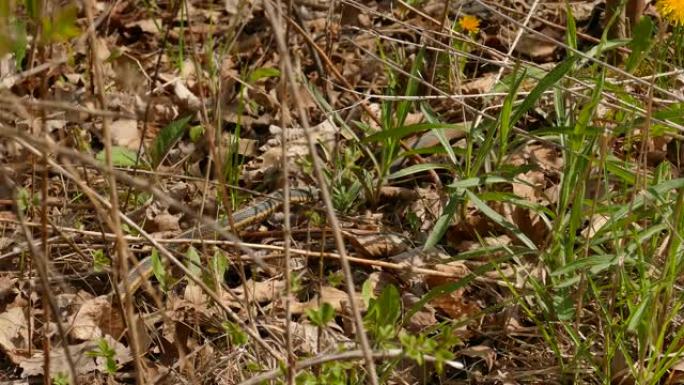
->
[91,249,110,273]
[185,246,202,278]
[600,178,684,232]
[363,122,468,143]
[424,194,459,249]
[150,248,167,291]
[150,115,192,167]
[95,146,140,167]
[565,3,578,51]
[387,163,451,179]
[510,55,578,128]
[421,103,460,165]
[465,189,537,250]
[41,5,80,44]
[361,278,375,307]
[248,67,281,83]
[25,0,41,20]
[497,66,526,163]
[222,321,248,346]
[211,251,228,282]
[12,20,27,68]
[365,284,401,332]
[305,302,336,327]
[189,125,205,142]
[626,16,654,73]
[395,47,425,127]
[551,254,621,276]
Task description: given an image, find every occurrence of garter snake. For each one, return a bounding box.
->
[112,186,319,299]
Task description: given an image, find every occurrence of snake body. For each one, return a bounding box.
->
[114,187,319,299]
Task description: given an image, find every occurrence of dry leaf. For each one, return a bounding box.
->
[410,187,447,233]
[429,281,479,321]
[153,212,181,233]
[174,80,202,111]
[125,19,162,34]
[291,286,365,314]
[346,232,409,259]
[403,293,437,332]
[460,345,496,371]
[228,279,286,304]
[582,214,609,239]
[0,307,29,364]
[69,296,109,340]
[111,119,140,150]
[184,283,208,309]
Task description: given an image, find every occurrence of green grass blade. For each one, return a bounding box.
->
[465,189,538,250]
[150,115,192,167]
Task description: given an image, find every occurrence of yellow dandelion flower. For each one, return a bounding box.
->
[458,15,480,34]
[658,0,684,25]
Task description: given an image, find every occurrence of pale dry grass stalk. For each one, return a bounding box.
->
[81,0,146,382]
[278,0,297,383]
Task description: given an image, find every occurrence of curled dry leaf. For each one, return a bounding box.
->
[173,79,202,111]
[378,186,420,201]
[410,187,447,233]
[125,19,162,34]
[0,307,29,364]
[290,286,365,315]
[226,278,286,305]
[290,321,345,355]
[389,246,452,288]
[346,231,409,259]
[184,283,209,310]
[110,119,141,150]
[69,295,109,340]
[454,235,512,254]
[459,345,496,371]
[429,289,480,321]
[152,212,181,233]
[258,119,339,170]
[402,292,437,332]
[582,214,609,239]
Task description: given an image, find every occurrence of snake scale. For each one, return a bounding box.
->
[112,187,319,299]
